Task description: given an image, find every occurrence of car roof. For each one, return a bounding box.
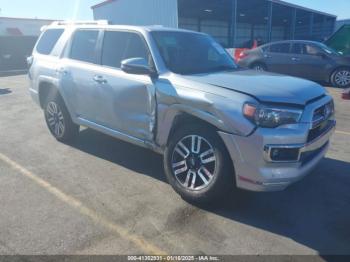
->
[43,21,205,35]
[261,40,323,47]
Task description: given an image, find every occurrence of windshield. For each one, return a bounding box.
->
[318,43,342,56]
[151,31,237,75]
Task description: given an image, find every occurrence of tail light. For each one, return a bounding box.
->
[236,51,248,62]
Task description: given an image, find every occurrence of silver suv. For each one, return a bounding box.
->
[28,21,336,203]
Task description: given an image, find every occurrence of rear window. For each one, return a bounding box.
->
[69,30,99,63]
[269,43,291,53]
[291,43,306,54]
[36,29,64,55]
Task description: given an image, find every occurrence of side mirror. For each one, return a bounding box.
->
[121,58,154,76]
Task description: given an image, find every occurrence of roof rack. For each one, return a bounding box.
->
[50,20,109,26]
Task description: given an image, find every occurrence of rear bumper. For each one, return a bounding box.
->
[218,120,336,192]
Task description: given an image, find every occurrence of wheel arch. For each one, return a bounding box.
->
[328,65,350,87]
[167,112,220,146]
[156,104,229,149]
[330,66,350,82]
[38,81,59,109]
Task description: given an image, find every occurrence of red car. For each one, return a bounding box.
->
[228,39,258,62]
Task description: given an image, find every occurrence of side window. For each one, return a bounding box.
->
[36,29,64,55]
[291,43,306,54]
[269,43,291,54]
[124,33,149,61]
[305,44,322,56]
[69,30,99,63]
[102,31,129,68]
[102,31,150,69]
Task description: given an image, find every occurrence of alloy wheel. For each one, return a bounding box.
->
[253,65,265,72]
[335,70,350,87]
[171,135,217,191]
[46,101,65,138]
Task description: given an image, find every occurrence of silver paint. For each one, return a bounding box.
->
[28,24,336,192]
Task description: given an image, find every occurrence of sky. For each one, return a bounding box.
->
[0,0,349,20]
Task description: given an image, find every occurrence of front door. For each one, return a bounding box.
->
[92,30,156,141]
[263,43,293,75]
[291,43,329,81]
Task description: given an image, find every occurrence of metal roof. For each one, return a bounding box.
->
[91,0,336,18]
[91,0,118,9]
[270,0,336,18]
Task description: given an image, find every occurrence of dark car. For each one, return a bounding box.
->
[238,40,350,88]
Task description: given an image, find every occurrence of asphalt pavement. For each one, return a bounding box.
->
[0,75,349,256]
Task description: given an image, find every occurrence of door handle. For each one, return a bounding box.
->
[93,75,107,84]
[291,57,300,61]
[264,54,272,58]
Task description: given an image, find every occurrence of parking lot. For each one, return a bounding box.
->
[0,74,349,256]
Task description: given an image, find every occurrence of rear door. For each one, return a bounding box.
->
[92,30,156,141]
[59,29,102,123]
[263,43,293,74]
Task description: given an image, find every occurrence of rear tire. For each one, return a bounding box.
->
[164,124,234,204]
[331,67,350,88]
[44,91,79,143]
[251,63,267,72]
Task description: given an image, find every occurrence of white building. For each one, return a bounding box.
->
[0,17,53,36]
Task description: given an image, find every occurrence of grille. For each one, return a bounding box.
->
[307,102,334,143]
[307,120,332,142]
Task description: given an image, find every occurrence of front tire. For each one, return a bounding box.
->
[164,124,234,204]
[331,68,350,88]
[44,91,79,142]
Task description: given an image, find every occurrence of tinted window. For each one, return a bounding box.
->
[36,29,64,55]
[269,43,291,53]
[291,43,306,54]
[70,30,99,63]
[151,31,237,75]
[102,31,150,69]
[305,44,322,55]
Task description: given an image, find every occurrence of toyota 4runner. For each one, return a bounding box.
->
[28,21,336,203]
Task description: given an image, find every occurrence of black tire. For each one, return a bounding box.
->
[251,63,267,72]
[44,90,79,143]
[164,124,234,204]
[331,67,350,88]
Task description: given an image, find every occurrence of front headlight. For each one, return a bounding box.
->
[243,103,303,128]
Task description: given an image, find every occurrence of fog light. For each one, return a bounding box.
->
[268,147,300,162]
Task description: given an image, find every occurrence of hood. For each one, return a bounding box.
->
[183,69,326,106]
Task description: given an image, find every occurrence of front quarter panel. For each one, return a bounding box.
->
[155,74,257,148]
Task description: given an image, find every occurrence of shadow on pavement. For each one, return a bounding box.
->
[73,128,350,255]
[0,70,27,77]
[199,157,350,255]
[0,88,12,95]
[73,128,166,182]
